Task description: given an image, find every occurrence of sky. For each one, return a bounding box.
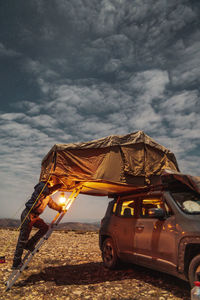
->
[0,0,200,222]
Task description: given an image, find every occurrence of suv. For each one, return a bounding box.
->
[99,183,200,287]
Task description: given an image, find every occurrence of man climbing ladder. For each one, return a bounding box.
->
[6,185,82,291]
[12,180,63,269]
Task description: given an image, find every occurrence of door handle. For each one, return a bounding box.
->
[136,224,144,230]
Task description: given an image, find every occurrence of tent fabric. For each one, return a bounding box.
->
[40,131,179,196]
[161,169,200,195]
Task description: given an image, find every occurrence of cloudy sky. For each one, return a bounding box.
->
[0,0,200,221]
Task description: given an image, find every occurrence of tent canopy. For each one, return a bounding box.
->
[161,169,200,195]
[40,131,179,196]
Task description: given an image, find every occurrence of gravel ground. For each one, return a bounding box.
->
[0,229,191,299]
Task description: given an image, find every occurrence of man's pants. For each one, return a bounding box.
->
[13,208,49,266]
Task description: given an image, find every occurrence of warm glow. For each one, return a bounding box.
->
[59,192,66,204]
[66,200,73,210]
[66,203,71,210]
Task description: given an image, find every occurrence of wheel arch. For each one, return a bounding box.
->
[178,237,200,279]
[184,243,200,279]
[99,233,118,253]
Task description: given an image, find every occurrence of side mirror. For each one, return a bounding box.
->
[148,208,165,219]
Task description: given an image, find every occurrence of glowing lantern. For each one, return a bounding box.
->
[59,192,66,204]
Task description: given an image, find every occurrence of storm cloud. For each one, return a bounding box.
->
[0,0,200,219]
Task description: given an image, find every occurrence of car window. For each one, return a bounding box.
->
[171,191,200,214]
[140,197,171,218]
[113,202,117,213]
[117,199,136,217]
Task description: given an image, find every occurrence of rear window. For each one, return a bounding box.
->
[171,191,200,214]
[116,199,136,217]
[121,200,135,216]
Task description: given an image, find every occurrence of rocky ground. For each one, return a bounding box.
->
[0,228,190,299]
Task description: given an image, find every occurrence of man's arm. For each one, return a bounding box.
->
[48,196,64,212]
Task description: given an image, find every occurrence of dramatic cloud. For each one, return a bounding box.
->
[0,43,20,57]
[0,0,200,220]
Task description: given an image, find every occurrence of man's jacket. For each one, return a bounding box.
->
[25,181,62,215]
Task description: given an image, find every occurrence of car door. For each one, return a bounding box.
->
[133,195,177,272]
[113,197,138,256]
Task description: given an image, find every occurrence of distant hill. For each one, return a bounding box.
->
[0,219,20,228]
[56,222,100,231]
[0,219,100,232]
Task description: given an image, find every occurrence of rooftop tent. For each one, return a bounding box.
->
[161,169,200,195]
[40,131,179,196]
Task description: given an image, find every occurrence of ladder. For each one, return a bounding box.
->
[5,186,82,291]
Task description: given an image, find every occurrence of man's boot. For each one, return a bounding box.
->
[12,258,22,270]
[24,238,36,252]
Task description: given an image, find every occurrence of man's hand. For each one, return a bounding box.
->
[59,204,67,213]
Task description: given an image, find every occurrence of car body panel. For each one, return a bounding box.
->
[99,187,200,283]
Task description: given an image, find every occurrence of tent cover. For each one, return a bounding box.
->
[161,169,200,195]
[40,131,182,196]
